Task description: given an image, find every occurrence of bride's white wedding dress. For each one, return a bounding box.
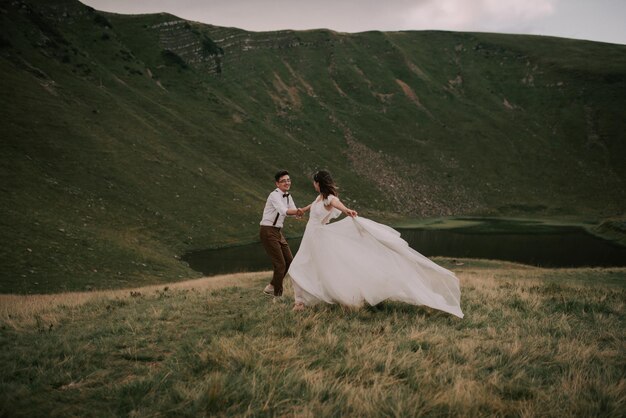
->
[288,195,464,318]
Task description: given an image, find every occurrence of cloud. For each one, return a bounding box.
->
[404,0,557,32]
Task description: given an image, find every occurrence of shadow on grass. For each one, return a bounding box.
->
[302,300,455,323]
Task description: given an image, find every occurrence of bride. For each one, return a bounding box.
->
[287,170,464,318]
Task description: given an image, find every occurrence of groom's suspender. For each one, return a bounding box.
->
[272,195,289,226]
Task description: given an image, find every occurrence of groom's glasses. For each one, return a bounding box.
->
[278,179,291,184]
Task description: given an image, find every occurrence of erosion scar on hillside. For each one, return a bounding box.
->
[328,114,481,216]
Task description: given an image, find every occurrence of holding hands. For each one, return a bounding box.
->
[295,206,310,219]
[287,206,309,219]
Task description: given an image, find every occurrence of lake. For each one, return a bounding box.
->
[182,218,626,276]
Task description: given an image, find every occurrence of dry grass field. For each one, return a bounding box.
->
[1,260,624,417]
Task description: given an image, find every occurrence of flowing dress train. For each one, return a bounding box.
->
[287,195,464,318]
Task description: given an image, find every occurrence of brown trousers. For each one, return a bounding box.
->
[259,226,293,296]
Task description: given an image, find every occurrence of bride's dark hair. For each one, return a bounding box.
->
[313,170,338,199]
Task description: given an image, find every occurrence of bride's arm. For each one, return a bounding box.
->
[293,204,312,218]
[329,197,358,217]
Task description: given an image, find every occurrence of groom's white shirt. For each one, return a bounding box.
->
[260,188,297,228]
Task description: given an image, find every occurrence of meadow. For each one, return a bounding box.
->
[1,259,624,417]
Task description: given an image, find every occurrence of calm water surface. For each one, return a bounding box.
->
[182,220,626,276]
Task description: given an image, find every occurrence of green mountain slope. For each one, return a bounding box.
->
[1,0,625,293]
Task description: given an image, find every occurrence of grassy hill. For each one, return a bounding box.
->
[1,0,625,293]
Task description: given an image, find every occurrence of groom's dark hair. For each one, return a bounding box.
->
[275,170,289,182]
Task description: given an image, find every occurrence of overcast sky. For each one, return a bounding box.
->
[81,0,626,45]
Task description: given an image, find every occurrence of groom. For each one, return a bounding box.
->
[260,170,301,297]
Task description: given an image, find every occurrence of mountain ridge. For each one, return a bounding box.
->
[1,0,625,292]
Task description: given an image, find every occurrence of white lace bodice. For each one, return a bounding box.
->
[308,195,342,226]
